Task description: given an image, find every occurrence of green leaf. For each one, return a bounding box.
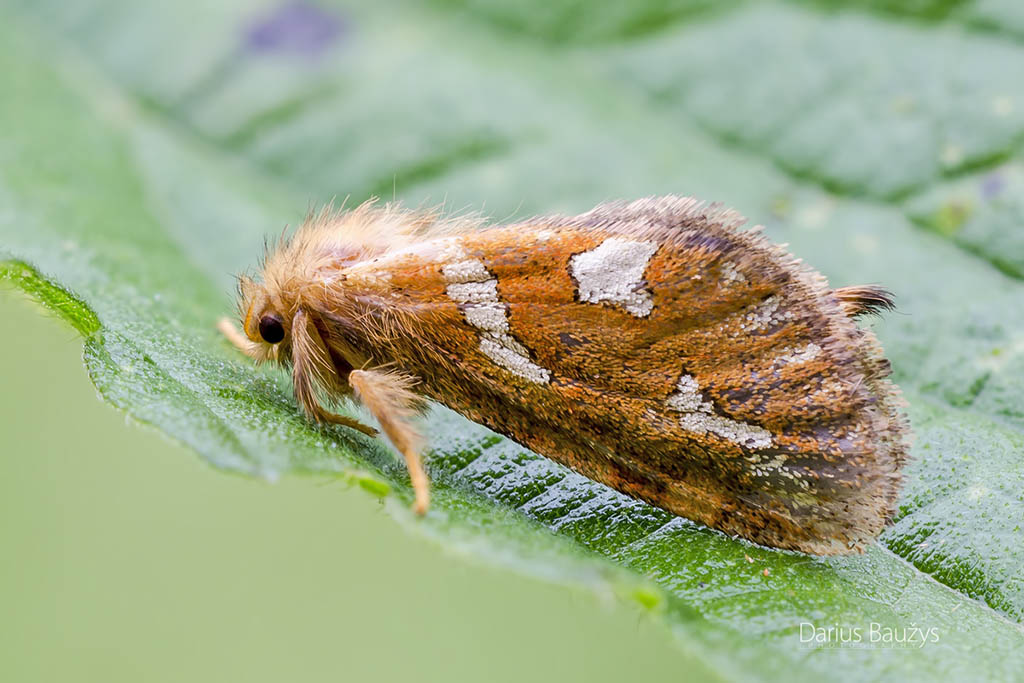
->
[2,0,1022,679]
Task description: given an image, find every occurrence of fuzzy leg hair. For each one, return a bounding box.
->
[349,368,430,515]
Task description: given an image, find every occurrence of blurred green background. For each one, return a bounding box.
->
[0,289,704,682]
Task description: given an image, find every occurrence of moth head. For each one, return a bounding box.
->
[236,274,292,363]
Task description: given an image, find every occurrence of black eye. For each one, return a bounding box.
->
[258,314,285,344]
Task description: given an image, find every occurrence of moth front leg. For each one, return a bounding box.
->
[217,317,260,358]
[290,309,378,437]
[348,369,430,516]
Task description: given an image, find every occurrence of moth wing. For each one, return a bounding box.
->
[361,196,909,553]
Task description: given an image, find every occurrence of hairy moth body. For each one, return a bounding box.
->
[224,196,910,555]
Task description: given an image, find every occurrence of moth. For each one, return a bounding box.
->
[220,196,909,555]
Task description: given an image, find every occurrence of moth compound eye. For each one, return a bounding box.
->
[258,313,285,344]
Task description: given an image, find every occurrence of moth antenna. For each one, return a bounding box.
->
[834,285,896,318]
[348,368,429,515]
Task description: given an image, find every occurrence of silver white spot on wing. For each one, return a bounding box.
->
[720,261,747,285]
[737,295,794,332]
[442,243,551,384]
[442,258,490,284]
[570,238,658,317]
[666,374,772,450]
[774,342,822,366]
[478,337,550,384]
[462,302,508,333]
[445,280,498,304]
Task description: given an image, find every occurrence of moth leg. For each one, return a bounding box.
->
[348,369,429,516]
[217,317,261,358]
[307,406,380,437]
[290,309,379,437]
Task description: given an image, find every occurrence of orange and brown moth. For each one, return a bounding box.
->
[219,196,910,555]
